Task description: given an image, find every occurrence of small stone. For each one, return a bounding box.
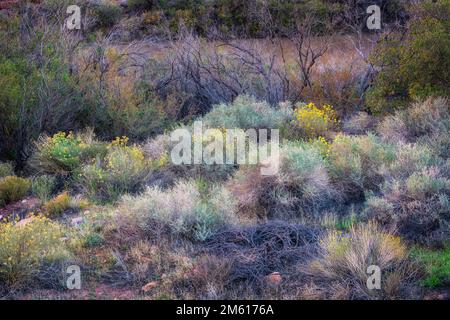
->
[265,272,282,286]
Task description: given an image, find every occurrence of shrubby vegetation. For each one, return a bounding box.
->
[0,0,447,300]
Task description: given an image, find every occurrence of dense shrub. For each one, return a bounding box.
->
[0,176,31,207]
[0,215,73,291]
[120,180,237,242]
[377,97,449,145]
[30,131,107,175]
[291,102,338,138]
[0,10,98,165]
[93,1,123,28]
[327,133,396,201]
[202,95,292,130]
[365,166,450,244]
[229,140,338,220]
[367,0,450,113]
[43,192,71,218]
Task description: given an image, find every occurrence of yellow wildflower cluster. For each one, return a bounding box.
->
[109,136,130,148]
[294,102,338,138]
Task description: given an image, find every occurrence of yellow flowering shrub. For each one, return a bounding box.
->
[0,215,72,289]
[294,102,338,138]
[31,130,107,174]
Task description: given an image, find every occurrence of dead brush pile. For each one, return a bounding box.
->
[202,221,322,289]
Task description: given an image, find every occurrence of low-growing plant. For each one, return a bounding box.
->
[229,140,338,221]
[412,245,450,288]
[327,133,396,201]
[0,176,31,207]
[78,140,151,203]
[0,215,73,291]
[30,130,107,175]
[43,192,71,217]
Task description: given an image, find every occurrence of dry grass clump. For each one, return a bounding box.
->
[301,222,420,300]
[0,176,31,207]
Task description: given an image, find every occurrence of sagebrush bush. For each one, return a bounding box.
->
[32,175,57,203]
[365,165,450,244]
[343,112,376,135]
[120,180,237,242]
[328,133,396,201]
[0,176,31,207]
[304,222,419,299]
[377,97,449,144]
[0,215,73,291]
[202,95,292,130]
[229,140,337,220]
[0,162,14,178]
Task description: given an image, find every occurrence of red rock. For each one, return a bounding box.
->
[265,272,282,286]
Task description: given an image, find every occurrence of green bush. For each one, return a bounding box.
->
[412,245,450,288]
[43,192,71,218]
[367,0,450,113]
[30,131,107,175]
[0,176,31,207]
[78,140,151,203]
[328,133,396,200]
[0,162,14,178]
